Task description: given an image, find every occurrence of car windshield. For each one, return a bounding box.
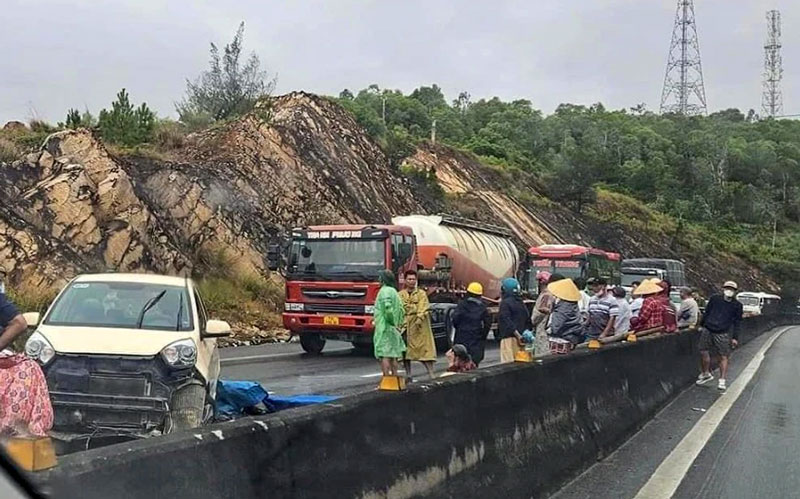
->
[738,296,760,306]
[287,239,385,280]
[45,281,193,331]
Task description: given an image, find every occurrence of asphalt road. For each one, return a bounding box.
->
[550,325,800,499]
[219,340,502,397]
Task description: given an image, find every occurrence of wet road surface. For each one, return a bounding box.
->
[220,339,501,396]
[551,325,800,499]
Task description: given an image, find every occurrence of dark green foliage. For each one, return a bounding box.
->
[335,84,800,282]
[65,108,81,129]
[177,22,274,128]
[97,89,156,146]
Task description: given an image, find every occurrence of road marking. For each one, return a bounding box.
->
[634,325,794,499]
[220,346,353,366]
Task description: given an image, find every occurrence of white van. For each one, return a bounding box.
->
[736,292,781,316]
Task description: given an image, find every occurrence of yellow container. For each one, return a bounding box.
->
[514,350,534,363]
[379,375,406,391]
[4,437,57,471]
[626,334,638,343]
[587,339,601,349]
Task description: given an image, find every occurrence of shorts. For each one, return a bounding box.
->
[698,328,731,357]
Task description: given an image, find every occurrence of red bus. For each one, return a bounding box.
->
[520,244,621,293]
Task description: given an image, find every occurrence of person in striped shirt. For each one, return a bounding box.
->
[582,277,619,340]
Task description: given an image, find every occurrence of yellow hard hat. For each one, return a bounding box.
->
[547,278,581,302]
[467,282,483,295]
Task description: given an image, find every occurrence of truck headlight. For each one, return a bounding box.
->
[25,331,56,365]
[284,302,304,312]
[161,339,197,368]
[364,305,374,315]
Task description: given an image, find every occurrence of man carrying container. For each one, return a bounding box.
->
[696,281,743,392]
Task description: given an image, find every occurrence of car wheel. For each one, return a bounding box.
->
[300,333,326,354]
[169,382,206,432]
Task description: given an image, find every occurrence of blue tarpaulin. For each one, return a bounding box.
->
[215,380,338,418]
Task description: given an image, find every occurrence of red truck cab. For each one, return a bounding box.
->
[275,224,416,354]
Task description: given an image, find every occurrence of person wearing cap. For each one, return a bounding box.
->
[547,278,583,347]
[677,288,699,329]
[452,282,492,366]
[696,281,743,391]
[611,286,632,335]
[583,277,619,340]
[399,270,436,381]
[497,277,530,363]
[446,344,477,373]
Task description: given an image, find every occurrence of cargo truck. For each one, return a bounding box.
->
[267,215,519,354]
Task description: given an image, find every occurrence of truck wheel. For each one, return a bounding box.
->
[300,333,326,354]
[169,383,206,433]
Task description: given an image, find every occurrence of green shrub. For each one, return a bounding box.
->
[0,138,20,162]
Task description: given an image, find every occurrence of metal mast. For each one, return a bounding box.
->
[762,10,783,118]
[660,0,708,115]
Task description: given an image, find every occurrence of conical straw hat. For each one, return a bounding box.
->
[633,279,663,296]
[547,278,581,302]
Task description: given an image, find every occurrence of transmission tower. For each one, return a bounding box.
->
[660,0,708,115]
[762,10,783,118]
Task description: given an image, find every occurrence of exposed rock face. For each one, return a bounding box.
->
[0,91,775,298]
[1,92,433,291]
[2,121,27,132]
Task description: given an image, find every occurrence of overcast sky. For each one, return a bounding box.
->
[1,0,797,123]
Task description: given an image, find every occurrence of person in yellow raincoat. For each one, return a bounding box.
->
[398,270,436,380]
[373,270,406,376]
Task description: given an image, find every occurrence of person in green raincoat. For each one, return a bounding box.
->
[373,270,406,376]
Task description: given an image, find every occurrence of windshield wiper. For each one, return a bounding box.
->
[137,290,167,329]
[327,270,375,281]
[176,292,184,331]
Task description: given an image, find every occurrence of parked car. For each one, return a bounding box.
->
[23,273,230,449]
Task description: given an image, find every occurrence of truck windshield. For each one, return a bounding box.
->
[621,272,659,286]
[287,239,386,280]
[45,282,193,331]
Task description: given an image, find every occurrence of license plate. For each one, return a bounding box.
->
[323,316,339,325]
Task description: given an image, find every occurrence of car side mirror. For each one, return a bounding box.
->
[267,244,282,272]
[23,312,40,328]
[204,319,232,338]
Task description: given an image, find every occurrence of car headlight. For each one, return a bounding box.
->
[284,302,304,312]
[25,331,56,365]
[161,339,197,368]
[364,305,375,315]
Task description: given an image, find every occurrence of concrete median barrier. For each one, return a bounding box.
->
[37,315,797,499]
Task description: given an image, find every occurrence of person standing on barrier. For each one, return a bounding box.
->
[452,282,492,366]
[373,270,406,378]
[399,270,436,381]
[696,281,743,391]
[498,278,530,363]
[677,288,699,329]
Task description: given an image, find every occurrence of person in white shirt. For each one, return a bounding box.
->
[629,281,644,318]
[677,288,699,328]
[611,286,632,335]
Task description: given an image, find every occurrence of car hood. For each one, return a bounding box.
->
[36,324,196,356]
